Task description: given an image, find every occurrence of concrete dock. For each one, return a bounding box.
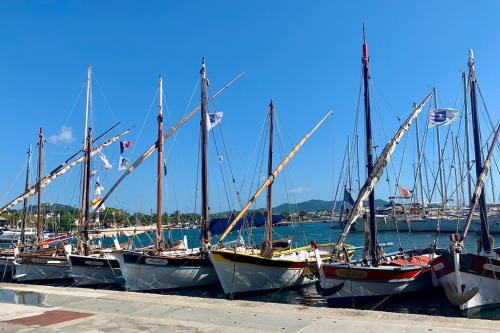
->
[0,283,498,332]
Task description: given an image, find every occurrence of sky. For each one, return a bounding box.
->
[0,1,499,215]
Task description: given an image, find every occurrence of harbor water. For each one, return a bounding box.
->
[2,221,499,320]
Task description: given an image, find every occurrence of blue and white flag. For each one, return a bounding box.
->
[206,112,223,131]
[429,108,458,128]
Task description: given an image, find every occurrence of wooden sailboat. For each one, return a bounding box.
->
[209,103,337,296]
[67,65,125,287]
[14,128,73,282]
[431,49,500,312]
[313,28,437,306]
[119,59,219,291]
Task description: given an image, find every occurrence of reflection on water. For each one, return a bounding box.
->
[0,289,49,307]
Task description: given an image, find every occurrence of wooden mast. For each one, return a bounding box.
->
[36,129,43,242]
[156,75,164,250]
[79,65,92,255]
[218,110,333,244]
[200,58,210,251]
[462,72,472,203]
[82,128,92,256]
[468,49,491,252]
[261,100,275,258]
[20,146,32,245]
[361,25,378,266]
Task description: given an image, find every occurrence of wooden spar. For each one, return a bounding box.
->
[468,49,491,252]
[20,146,32,245]
[0,128,129,215]
[156,75,164,249]
[92,72,244,214]
[462,72,472,203]
[336,92,433,247]
[200,58,210,251]
[261,100,274,258]
[361,25,378,265]
[433,87,447,209]
[217,110,334,244]
[36,128,43,242]
[461,124,500,241]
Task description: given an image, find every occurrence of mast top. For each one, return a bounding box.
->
[362,23,368,60]
[200,57,206,78]
[468,49,476,80]
[269,99,274,108]
[158,75,163,116]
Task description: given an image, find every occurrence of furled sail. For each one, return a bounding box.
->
[461,124,500,241]
[336,92,432,246]
[0,128,130,214]
[217,110,333,244]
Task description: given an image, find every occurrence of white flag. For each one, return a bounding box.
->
[99,153,112,169]
[429,108,458,127]
[206,112,223,131]
[118,156,130,171]
[95,177,104,196]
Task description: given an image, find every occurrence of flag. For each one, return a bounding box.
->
[343,188,355,206]
[429,108,458,127]
[206,112,223,131]
[99,153,112,170]
[90,170,98,177]
[95,177,104,196]
[118,156,130,171]
[91,197,105,212]
[399,186,411,198]
[91,197,103,209]
[120,140,133,154]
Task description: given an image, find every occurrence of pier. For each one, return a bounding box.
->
[0,283,497,332]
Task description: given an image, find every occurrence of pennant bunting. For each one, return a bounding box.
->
[120,140,133,154]
[99,153,112,170]
[118,156,130,171]
[206,112,223,131]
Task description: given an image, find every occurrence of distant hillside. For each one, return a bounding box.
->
[273,199,389,213]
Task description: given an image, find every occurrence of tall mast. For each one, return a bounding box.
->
[468,49,491,252]
[156,75,164,250]
[20,146,32,244]
[200,58,210,251]
[361,25,378,266]
[433,87,447,209]
[462,72,472,203]
[82,128,92,256]
[83,65,92,148]
[36,129,43,242]
[262,100,274,258]
[79,65,92,255]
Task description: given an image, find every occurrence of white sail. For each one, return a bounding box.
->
[337,92,432,245]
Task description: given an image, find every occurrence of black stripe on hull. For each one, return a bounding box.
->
[122,251,212,267]
[212,250,307,269]
[68,255,121,269]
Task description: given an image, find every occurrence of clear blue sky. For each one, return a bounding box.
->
[1,1,499,214]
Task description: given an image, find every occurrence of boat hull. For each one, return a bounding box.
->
[120,250,218,291]
[15,255,71,282]
[317,258,432,306]
[209,249,314,295]
[431,252,500,311]
[67,254,124,287]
